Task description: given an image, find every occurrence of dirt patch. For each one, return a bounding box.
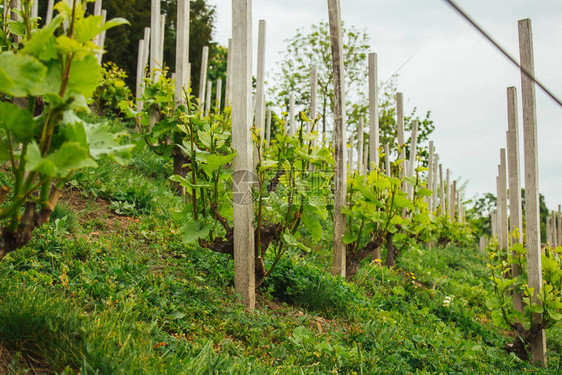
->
[0,343,52,374]
[59,188,141,237]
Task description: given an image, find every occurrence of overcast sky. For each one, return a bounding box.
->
[207,0,562,210]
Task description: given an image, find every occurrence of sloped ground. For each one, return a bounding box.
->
[0,152,560,374]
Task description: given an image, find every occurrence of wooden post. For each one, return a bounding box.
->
[288,94,296,136]
[427,141,434,207]
[159,14,166,67]
[368,53,379,170]
[407,121,418,200]
[439,164,445,216]
[396,92,405,177]
[432,154,439,213]
[46,0,54,24]
[205,80,212,116]
[310,64,318,132]
[384,144,391,175]
[451,180,457,221]
[255,20,267,140]
[519,18,546,364]
[97,10,107,65]
[175,0,190,107]
[445,169,451,217]
[94,1,102,46]
[557,205,562,246]
[198,46,209,107]
[150,0,160,81]
[551,210,557,247]
[216,78,223,111]
[357,118,364,173]
[136,39,146,109]
[558,205,561,247]
[506,86,524,312]
[363,143,368,176]
[499,149,508,251]
[225,39,233,106]
[31,0,38,19]
[328,0,347,278]
[232,0,255,311]
[546,217,552,245]
[266,108,272,146]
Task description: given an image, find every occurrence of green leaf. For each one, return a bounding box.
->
[168,311,186,320]
[393,195,413,209]
[302,213,322,242]
[343,230,356,245]
[0,52,47,97]
[84,121,133,165]
[25,142,56,176]
[50,142,97,177]
[0,102,36,142]
[21,16,63,61]
[181,221,211,244]
[74,16,129,43]
[201,153,235,174]
[67,54,100,98]
[418,188,433,197]
[0,141,10,161]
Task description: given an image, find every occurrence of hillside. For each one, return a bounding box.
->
[0,145,560,374]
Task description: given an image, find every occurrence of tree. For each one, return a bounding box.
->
[272,22,434,160]
[98,0,216,93]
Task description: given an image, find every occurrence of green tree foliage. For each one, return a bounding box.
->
[271,21,434,160]
[99,0,216,92]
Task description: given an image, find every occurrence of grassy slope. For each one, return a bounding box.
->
[0,149,560,374]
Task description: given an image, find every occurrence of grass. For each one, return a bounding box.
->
[0,137,560,373]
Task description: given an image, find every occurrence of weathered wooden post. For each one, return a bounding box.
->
[97,10,107,65]
[348,135,354,173]
[205,80,212,116]
[136,39,146,109]
[46,0,54,24]
[255,20,267,140]
[199,46,209,108]
[150,0,160,81]
[432,154,439,213]
[407,121,418,200]
[328,0,347,277]
[310,64,318,137]
[558,205,562,246]
[225,38,233,105]
[451,180,457,220]
[94,1,102,45]
[551,211,557,247]
[357,118,364,173]
[396,93,405,177]
[363,144,368,176]
[519,18,546,365]
[266,108,272,146]
[427,141,434,207]
[384,144,391,175]
[369,53,379,170]
[232,0,255,311]
[289,94,296,136]
[31,0,38,19]
[558,205,561,246]
[175,0,189,107]
[546,217,552,245]
[439,164,445,216]
[445,169,451,217]
[498,149,508,251]
[506,86,524,312]
[216,78,223,111]
[158,14,166,66]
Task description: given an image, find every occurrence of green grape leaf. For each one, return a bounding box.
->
[21,15,63,61]
[74,16,129,43]
[84,122,133,165]
[0,102,36,142]
[50,142,97,177]
[302,213,322,242]
[201,153,236,174]
[25,142,57,176]
[0,52,47,97]
[67,54,100,98]
[343,230,356,245]
[181,221,211,244]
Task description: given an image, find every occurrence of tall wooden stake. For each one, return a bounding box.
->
[225,38,233,105]
[439,164,445,216]
[507,86,523,312]
[216,78,223,111]
[384,144,391,176]
[357,118,364,173]
[519,18,546,365]
[407,121,418,200]
[46,0,54,24]
[205,80,212,116]
[175,0,190,106]
[255,20,267,139]
[310,64,318,142]
[266,108,272,145]
[232,0,255,311]
[427,141,434,207]
[199,46,209,108]
[369,53,379,170]
[498,149,508,251]
[150,0,160,81]
[136,39,146,109]
[396,92,405,177]
[289,94,296,136]
[328,0,347,277]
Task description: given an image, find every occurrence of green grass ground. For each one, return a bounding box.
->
[0,149,560,374]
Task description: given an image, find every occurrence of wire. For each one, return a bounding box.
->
[442,0,562,109]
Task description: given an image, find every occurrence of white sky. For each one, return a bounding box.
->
[208,0,562,210]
